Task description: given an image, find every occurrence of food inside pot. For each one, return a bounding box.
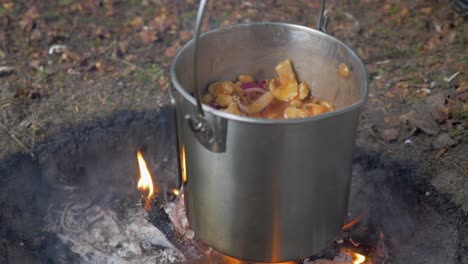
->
[202,59,335,119]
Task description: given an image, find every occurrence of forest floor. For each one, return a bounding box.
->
[0,0,466,212]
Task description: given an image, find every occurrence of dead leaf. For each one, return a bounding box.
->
[95,60,105,71]
[122,65,136,75]
[159,78,169,91]
[65,49,86,65]
[104,0,114,17]
[3,2,14,10]
[456,82,468,94]
[29,60,41,69]
[130,17,143,27]
[400,7,409,18]
[164,47,178,58]
[420,7,433,15]
[458,91,468,102]
[179,31,192,41]
[19,6,39,32]
[385,91,396,98]
[24,6,40,19]
[384,115,401,126]
[138,30,157,45]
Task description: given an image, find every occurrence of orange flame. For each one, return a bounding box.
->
[341,247,367,264]
[221,254,296,264]
[137,151,158,211]
[352,252,366,264]
[181,144,187,184]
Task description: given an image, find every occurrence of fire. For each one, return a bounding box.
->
[181,144,187,184]
[351,252,366,264]
[221,254,296,264]
[340,248,367,264]
[137,151,158,211]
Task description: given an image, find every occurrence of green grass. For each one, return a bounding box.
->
[90,39,100,49]
[38,67,48,83]
[0,7,6,17]
[59,0,74,6]
[453,108,468,120]
[390,2,400,16]
[133,64,165,84]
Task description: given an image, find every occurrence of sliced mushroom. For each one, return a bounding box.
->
[208,81,234,96]
[215,94,233,107]
[303,103,328,116]
[320,100,334,111]
[298,81,310,100]
[269,77,298,102]
[275,59,297,84]
[284,106,308,119]
[238,74,255,84]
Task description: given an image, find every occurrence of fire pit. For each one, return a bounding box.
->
[0,107,466,263]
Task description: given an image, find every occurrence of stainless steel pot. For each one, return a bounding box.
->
[169,0,368,262]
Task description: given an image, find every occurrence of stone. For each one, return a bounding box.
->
[381,128,399,142]
[432,133,456,149]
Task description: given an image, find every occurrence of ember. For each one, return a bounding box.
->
[137,150,157,211]
[342,213,366,231]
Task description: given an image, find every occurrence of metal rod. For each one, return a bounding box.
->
[317,0,326,31]
[192,0,208,117]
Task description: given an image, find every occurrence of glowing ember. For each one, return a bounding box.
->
[351,252,366,264]
[342,213,366,230]
[136,151,158,211]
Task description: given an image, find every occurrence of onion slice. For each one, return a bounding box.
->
[238,91,274,114]
[241,82,265,90]
[243,87,266,94]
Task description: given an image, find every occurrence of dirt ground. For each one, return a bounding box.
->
[0,0,466,213]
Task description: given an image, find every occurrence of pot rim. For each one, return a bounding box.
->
[170,22,368,124]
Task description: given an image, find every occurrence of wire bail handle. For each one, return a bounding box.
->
[187,0,329,152]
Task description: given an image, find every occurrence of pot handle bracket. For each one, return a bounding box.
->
[188,0,328,152]
[186,113,227,153]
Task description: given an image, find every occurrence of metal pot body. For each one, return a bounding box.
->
[170,22,368,262]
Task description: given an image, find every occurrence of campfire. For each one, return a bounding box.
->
[135,151,377,264]
[0,109,465,263]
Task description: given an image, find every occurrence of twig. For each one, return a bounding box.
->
[106,56,141,70]
[366,127,388,147]
[147,196,203,260]
[349,237,360,247]
[0,121,34,158]
[443,71,460,83]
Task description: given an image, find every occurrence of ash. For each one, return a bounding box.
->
[44,193,185,264]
